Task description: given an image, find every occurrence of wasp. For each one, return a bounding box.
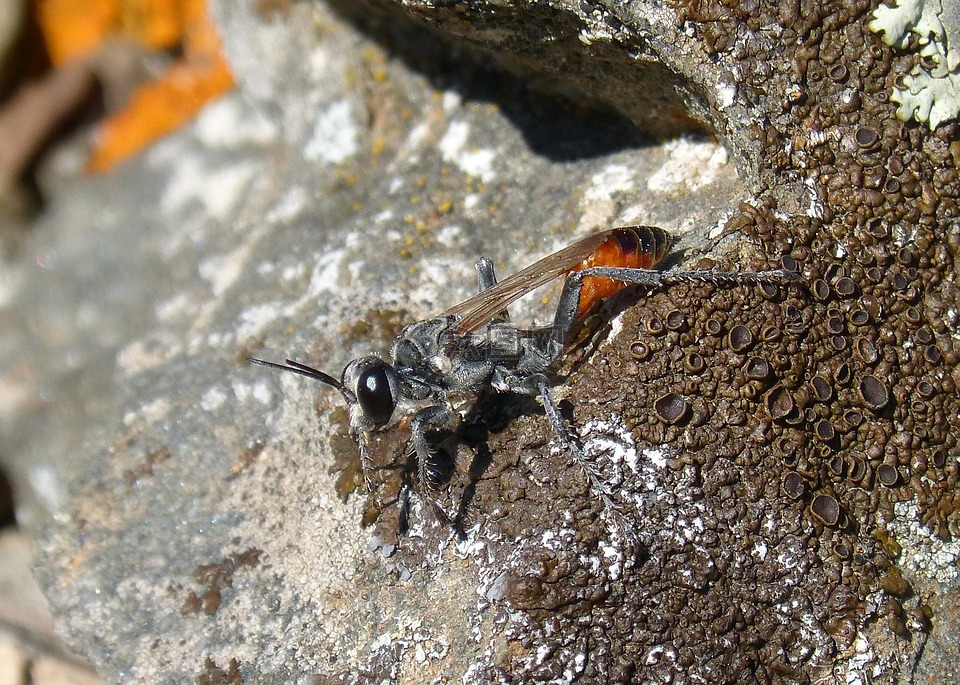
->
[250,226,793,529]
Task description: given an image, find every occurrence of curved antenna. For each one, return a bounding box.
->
[247,357,343,391]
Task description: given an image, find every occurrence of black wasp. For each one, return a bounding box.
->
[250,226,793,528]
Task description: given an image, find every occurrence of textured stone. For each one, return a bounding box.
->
[0,0,956,683]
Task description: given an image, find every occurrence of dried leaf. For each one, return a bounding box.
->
[35,0,119,66]
[86,49,232,172]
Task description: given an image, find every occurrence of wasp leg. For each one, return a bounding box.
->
[358,434,374,494]
[411,404,456,491]
[553,265,795,343]
[476,256,497,291]
[528,375,640,546]
[660,267,796,287]
[553,266,663,344]
[476,256,510,323]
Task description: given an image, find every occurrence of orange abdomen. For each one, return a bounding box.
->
[569,226,671,318]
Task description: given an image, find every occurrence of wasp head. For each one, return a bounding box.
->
[341,356,399,430]
[247,355,399,431]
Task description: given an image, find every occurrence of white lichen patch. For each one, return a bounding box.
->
[887,500,960,584]
[406,121,429,149]
[28,464,64,514]
[229,378,273,406]
[708,208,738,239]
[869,0,960,128]
[304,100,359,164]
[715,80,737,109]
[441,89,463,111]
[160,157,258,221]
[642,446,668,469]
[583,163,636,203]
[122,398,171,428]
[580,418,640,473]
[193,97,277,148]
[439,121,497,181]
[198,246,248,299]
[646,137,729,193]
[199,386,228,412]
[266,186,308,223]
[116,335,181,375]
[803,176,826,220]
[457,147,496,180]
[299,250,343,300]
[840,635,882,685]
[440,121,470,163]
[236,301,287,341]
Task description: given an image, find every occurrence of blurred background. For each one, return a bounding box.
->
[0,1,233,681]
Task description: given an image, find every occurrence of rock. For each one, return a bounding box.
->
[0,0,957,683]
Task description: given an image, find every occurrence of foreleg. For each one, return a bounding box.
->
[410,404,456,490]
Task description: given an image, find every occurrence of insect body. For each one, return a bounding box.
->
[250,226,791,527]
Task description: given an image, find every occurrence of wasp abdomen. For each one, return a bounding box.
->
[569,225,672,318]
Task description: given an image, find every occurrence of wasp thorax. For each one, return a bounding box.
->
[343,356,398,426]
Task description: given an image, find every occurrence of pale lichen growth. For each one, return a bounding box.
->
[869,0,960,128]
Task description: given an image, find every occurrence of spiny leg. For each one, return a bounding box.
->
[358,434,374,494]
[411,404,456,491]
[533,376,640,547]
[408,404,467,532]
[553,265,795,343]
[660,268,797,287]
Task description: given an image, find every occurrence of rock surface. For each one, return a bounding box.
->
[0,0,957,683]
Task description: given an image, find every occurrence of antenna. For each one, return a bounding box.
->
[247,357,343,391]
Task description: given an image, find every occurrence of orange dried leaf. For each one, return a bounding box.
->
[35,0,235,173]
[119,0,185,50]
[86,52,233,173]
[35,0,120,66]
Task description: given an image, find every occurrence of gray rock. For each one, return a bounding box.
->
[0,0,957,683]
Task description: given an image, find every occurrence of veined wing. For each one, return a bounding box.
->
[445,229,621,335]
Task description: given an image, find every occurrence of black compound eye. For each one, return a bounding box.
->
[356,365,395,425]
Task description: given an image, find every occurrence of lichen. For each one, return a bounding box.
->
[869,0,960,128]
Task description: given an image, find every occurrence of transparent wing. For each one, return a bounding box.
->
[446,229,618,335]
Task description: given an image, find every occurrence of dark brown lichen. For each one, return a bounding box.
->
[646,316,665,336]
[811,494,841,526]
[816,419,837,442]
[766,386,795,422]
[665,310,688,331]
[811,375,833,402]
[182,549,263,617]
[877,464,900,487]
[655,392,690,424]
[745,357,770,380]
[358,0,960,679]
[197,657,243,685]
[727,324,754,353]
[683,351,706,374]
[629,340,650,361]
[783,471,806,499]
[858,375,890,411]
